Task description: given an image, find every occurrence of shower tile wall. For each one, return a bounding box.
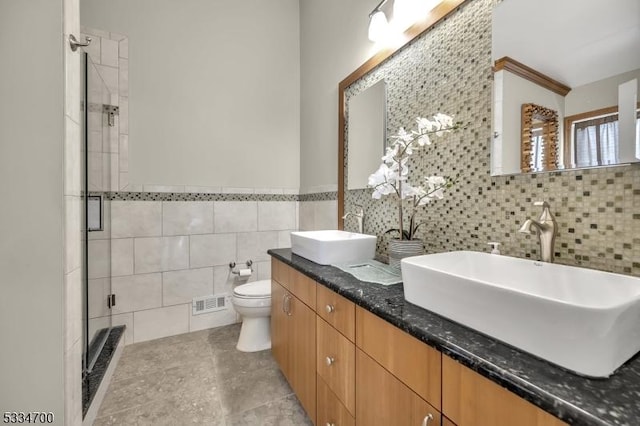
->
[81,27,129,191]
[342,0,640,276]
[92,193,297,345]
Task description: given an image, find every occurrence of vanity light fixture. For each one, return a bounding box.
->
[369,0,445,42]
[392,0,414,31]
[368,0,390,42]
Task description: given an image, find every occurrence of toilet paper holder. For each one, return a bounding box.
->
[229,260,253,276]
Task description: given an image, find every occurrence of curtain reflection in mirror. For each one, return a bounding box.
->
[573,114,619,168]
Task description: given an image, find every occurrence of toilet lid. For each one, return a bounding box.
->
[233,280,271,298]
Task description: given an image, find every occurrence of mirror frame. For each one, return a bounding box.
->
[337,0,468,229]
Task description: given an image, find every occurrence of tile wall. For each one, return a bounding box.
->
[77,26,310,346]
[343,0,640,276]
[81,27,129,191]
[89,192,298,345]
[298,186,339,231]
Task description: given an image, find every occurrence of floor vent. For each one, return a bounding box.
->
[192,294,229,315]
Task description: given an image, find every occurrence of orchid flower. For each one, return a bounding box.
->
[392,127,414,144]
[366,113,461,240]
[381,145,398,164]
[424,175,447,201]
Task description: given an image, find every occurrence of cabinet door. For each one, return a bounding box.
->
[356,307,441,408]
[272,258,291,290]
[356,349,441,426]
[317,317,356,415]
[290,267,317,308]
[271,280,289,380]
[290,294,317,424]
[442,356,566,426]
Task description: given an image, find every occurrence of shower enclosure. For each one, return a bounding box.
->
[81,51,116,375]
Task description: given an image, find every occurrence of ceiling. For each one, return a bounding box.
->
[492,0,640,88]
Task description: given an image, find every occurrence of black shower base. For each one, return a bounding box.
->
[82,325,125,417]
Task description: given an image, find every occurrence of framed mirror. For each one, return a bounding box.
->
[491,0,640,176]
[337,0,467,225]
[347,80,387,190]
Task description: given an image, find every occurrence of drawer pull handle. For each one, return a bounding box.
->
[325,304,335,313]
[326,423,335,426]
[325,356,335,366]
[421,413,433,426]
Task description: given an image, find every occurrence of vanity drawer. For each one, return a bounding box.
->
[271,258,291,290]
[316,284,355,341]
[317,374,355,426]
[317,317,356,415]
[355,306,441,409]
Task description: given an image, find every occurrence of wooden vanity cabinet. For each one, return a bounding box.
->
[316,284,356,341]
[442,356,567,426]
[356,348,441,426]
[316,316,356,415]
[317,374,355,426]
[270,280,288,374]
[271,258,568,426]
[271,261,317,424]
[355,307,441,408]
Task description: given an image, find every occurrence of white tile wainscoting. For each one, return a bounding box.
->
[88,199,298,345]
[298,200,338,231]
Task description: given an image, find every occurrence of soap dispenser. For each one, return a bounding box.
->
[487,242,501,255]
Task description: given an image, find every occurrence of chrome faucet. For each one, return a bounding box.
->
[342,204,364,234]
[518,201,558,263]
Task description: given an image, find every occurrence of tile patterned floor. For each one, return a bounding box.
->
[94,324,313,425]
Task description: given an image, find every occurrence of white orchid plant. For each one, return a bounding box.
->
[367,113,461,240]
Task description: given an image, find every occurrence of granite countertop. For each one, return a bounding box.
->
[268,248,640,426]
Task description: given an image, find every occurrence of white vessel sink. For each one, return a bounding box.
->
[401,251,640,377]
[290,230,377,265]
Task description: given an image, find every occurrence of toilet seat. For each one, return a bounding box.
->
[233,280,271,299]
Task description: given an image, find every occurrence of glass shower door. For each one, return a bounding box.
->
[82,52,115,373]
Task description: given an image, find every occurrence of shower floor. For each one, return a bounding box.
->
[93,323,312,425]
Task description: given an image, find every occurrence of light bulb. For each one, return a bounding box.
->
[368,10,389,42]
[392,0,414,31]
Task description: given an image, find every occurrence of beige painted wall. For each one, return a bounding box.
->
[0,0,66,418]
[565,68,640,116]
[299,0,375,191]
[493,70,566,175]
[81,0,300,190]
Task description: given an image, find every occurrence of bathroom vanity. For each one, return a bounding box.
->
[268,249,640,426]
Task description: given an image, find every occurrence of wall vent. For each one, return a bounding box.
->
[192,294,230,315]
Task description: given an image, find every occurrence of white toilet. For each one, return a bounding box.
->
[231,280,272,352]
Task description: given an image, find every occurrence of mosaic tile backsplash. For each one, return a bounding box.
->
[343,0,640,276]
